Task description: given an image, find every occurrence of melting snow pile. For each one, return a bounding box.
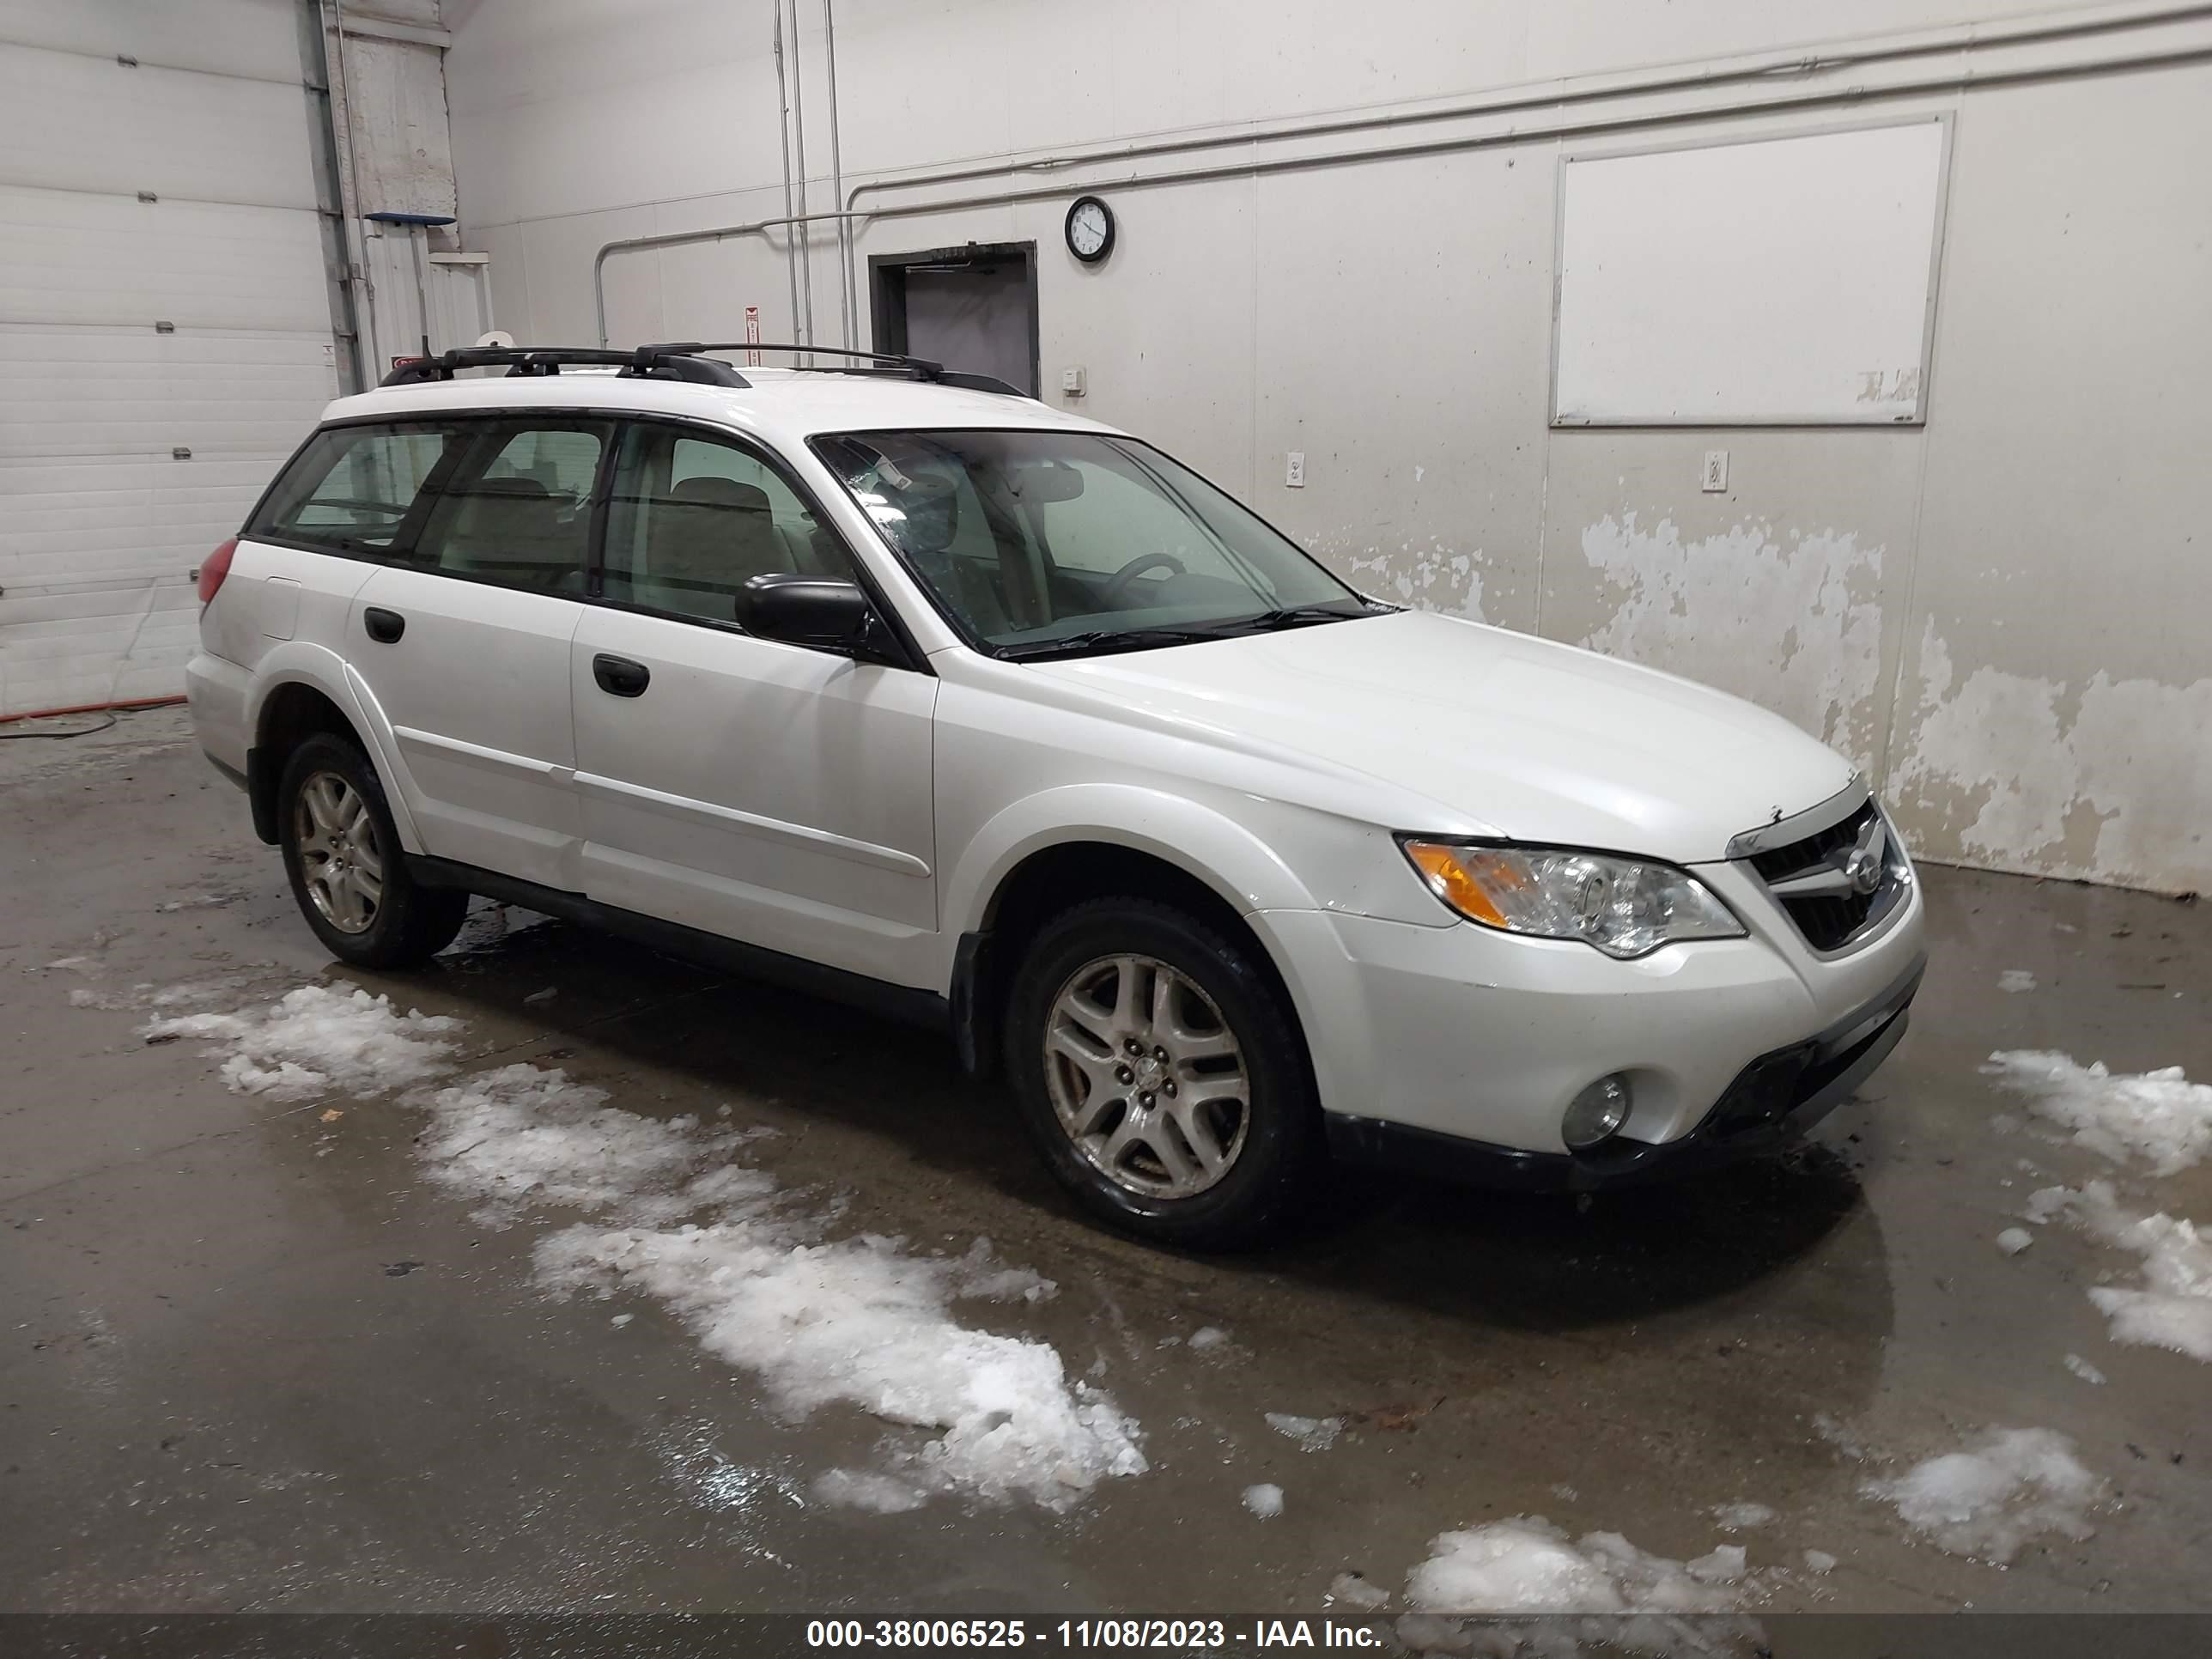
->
[1984,1052,2212,1176]
[1404,1517,1755,1614]
[152,983,1145,1510]
[1998,970,2037,994]
[412,1064,774,1227]
[2030,1182,2212,1363]
[143,984,459,1101]
[1861,1427,2103,1564]
[538,1219,1142,1510]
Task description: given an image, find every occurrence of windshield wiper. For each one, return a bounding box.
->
[1224,601,1386,633]
[998,626,1229,662]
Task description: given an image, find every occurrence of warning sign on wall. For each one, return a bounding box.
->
[744,307,761,366]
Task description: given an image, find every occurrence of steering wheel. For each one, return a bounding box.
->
[1100,551,1187,605]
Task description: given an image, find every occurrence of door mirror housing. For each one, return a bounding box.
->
[738,574,896,663]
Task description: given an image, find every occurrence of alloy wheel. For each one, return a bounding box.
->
[1042,953,1250,1200]
[295,770,383,934]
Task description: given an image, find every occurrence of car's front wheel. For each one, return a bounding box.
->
[1003,897,1322,1249]
[277,732,469,969]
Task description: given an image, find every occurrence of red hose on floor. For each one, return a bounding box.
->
[0,694,186,727]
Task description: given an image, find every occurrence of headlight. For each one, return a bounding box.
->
[1401,840,1744,959]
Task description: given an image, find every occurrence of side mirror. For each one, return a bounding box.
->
[737,573,894,661]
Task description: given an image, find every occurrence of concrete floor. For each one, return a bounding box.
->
[3,706,2207,1618]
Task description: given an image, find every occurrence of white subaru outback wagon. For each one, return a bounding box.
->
[187,342,1924,1248]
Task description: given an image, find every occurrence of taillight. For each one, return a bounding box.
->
[197,538,238,607]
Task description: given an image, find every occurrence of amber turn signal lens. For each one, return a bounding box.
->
[1404,842,1508,927]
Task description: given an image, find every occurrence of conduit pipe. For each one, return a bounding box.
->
[824,0,850,357]
[770,0,804,349]
[590,0,2212,350]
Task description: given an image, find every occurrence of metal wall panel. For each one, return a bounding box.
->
[0,12,342,718]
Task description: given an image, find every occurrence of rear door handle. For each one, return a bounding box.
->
[592,653,650,697]
[363,606,405,644]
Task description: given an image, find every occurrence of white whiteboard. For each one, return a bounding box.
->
[1552,120,1948,426]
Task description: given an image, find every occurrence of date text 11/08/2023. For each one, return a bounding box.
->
[805,1619,1387,1650]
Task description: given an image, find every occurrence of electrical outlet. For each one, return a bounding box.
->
[1702,450,1729,492]
[1285,451,1306,488]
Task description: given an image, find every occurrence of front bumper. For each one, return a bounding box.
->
[1246,852,1926,1168]
[1322,951,1922,1190]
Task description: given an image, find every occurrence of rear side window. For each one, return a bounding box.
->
[250,417,611,596]
[252,424,449,554]
[411,422,609,594]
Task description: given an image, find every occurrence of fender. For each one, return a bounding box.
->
[245,645,428,855]
[942,782,1327,944]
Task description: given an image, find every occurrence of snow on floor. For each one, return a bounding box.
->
[143,984,460,1102]
[1709,1502,1776,1531]
[1265,1411,1342,1453]
[1243,1482,1285,1519]
[1996,1227,2034,1255]
[1984,1052,2212,1175]
[1403,1517,1764,1614]
[2063,1353,2108,1385]
[1998,970,2037,994]
[1860,1427,2103,1565]
[538,1219,1142,1510]
[1328,1571,1391,1610]
[411,1063,774,1229]
[151,982,1145,1510]
[2031,1182,2212,1363]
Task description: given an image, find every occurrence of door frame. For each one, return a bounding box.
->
[867,241,1040,396]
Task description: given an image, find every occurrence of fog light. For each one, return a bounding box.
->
[1564,1074,1632,1151]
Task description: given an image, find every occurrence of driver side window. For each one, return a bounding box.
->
[602,424,856,626]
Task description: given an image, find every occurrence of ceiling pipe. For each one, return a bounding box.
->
[594,1,2212,351]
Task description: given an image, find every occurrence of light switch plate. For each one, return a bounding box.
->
[1702,450,1729,492]
[1285,451,1306,488]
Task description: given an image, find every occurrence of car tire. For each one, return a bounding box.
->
[277,732,469,969]
[1003,896,1322,1250]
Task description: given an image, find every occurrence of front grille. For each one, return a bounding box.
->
[1747,798,1888,951]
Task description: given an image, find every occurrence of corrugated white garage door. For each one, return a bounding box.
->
[0,0,343,718]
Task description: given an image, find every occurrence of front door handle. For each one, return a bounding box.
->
[592,653,651,697]
[363,606,405,644]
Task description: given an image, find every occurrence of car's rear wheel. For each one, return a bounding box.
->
[1004,897,1321,1249]
[278,732,469,968]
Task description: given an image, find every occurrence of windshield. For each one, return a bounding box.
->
[809,429,1376,659]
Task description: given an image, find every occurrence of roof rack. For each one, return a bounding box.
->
[379,341,1026,397]
[646,342,1024,398]
[379,345,749,388]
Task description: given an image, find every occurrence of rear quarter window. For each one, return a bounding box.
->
[251,423,455,555]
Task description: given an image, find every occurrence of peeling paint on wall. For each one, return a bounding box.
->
[1892,620,2212,893]
[1577,513,1886,771]
[1306,534,1489,623]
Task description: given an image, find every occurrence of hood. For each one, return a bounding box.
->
[1026,611,1856,863]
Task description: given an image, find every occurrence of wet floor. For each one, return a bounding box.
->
[3,708,2207,1615]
